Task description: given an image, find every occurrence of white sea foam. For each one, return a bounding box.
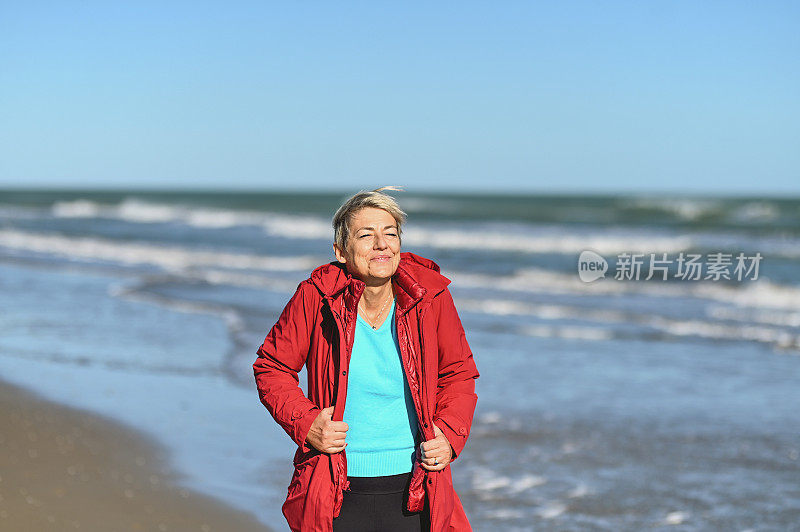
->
[629,197,723,221]
[474,474,512,491]
[47,198,800,258]
[4,227,799,350]
[730,201,779,222]
[454,291,800,350]
[198,270,300,291]
[49,199,697,255]
[484,508,524,520]
[404,226,694,255]
[648,316,800,349]
[706,305,800,328]
[693,279,800,311]
[53,198,275,228]
[472,467,548,495]
[52,199,103,218]
[0,229,320,273]
[536,501,567,519]
[661,510,690,525]
[478,411,503,424]
[522,324,614,341]
[456,298,629,323]
[507,474,547,493]
[451,267,800,312]
[566,483,590,498]
[471,468,510,492]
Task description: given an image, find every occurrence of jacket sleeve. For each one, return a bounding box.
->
[432,287,480,462]
[253,280,321,454]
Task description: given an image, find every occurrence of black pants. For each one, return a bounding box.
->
[332,472,430,532]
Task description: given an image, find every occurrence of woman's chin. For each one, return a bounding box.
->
[368,265,397,280]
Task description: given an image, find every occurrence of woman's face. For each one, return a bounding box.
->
[334,207,401,285]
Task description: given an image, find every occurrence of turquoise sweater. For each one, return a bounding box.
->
[342,298,420,476]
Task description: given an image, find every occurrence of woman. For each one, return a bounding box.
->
[253,187,479,531]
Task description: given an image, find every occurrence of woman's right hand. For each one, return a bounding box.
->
[305,406,348,453]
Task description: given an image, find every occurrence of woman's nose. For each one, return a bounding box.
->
[374,233,388,249]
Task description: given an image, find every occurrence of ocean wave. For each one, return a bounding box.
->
[536,501,568,519]
[52,198,277,228]
[52,198,698,254]
[4,227,797,350]
[405,226,694,255]
[705,305,800,328]
[5,226,796,349]
[455,295,800,350]
[729,201,781,222]
[45,198,800,257]
[471,466,547,494]
[629,197,724,221]
[0,228,321,273]
[520,324,615,341]
[451,268,800,311]
[647,315,800,349]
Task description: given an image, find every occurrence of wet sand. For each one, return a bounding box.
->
[0,379,271,531]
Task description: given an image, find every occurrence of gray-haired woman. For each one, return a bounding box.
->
[253,187,479,531]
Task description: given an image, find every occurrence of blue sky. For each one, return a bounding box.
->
[1,1,797,194]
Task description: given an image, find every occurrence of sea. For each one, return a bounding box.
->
[1,188,798,531]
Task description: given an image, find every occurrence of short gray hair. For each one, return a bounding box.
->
[332,186,407,253]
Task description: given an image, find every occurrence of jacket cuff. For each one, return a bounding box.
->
[433,414,469,462]
[292,406,321,452]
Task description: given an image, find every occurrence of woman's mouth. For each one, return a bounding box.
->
[372,255,392,262]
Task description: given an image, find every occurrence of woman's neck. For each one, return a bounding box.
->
[359,281,394,312]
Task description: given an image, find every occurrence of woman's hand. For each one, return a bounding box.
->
[306,406,348,454]
[419,423,453,471]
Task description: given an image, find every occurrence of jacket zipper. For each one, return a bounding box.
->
[417,305,428,428]
[401,312,430,443]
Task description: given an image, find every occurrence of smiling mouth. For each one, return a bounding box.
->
[372,256,392,261]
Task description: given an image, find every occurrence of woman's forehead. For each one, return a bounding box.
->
[350,208,396,231]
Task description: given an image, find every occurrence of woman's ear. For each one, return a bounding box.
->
[333,242,346,263]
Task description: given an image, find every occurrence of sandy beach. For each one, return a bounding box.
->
[0,379,271,532]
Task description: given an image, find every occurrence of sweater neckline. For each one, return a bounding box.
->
[356,297,396,332]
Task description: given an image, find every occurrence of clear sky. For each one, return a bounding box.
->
[1,1,798,194]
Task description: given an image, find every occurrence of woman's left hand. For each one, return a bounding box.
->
[419,423,454,471]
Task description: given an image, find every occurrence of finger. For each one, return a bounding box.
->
[326,442,347,454]
[324,426,348,438]
[328,436,347,446]
[321,405,335,417]
[326,428,348,439]
[421,440,444,452]
[329,421,349,432]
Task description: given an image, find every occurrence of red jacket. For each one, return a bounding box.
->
[254,251,480,531]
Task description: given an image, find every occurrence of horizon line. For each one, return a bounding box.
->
[0,184,798,200]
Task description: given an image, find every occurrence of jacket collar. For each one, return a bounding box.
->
[310,251,451,316]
